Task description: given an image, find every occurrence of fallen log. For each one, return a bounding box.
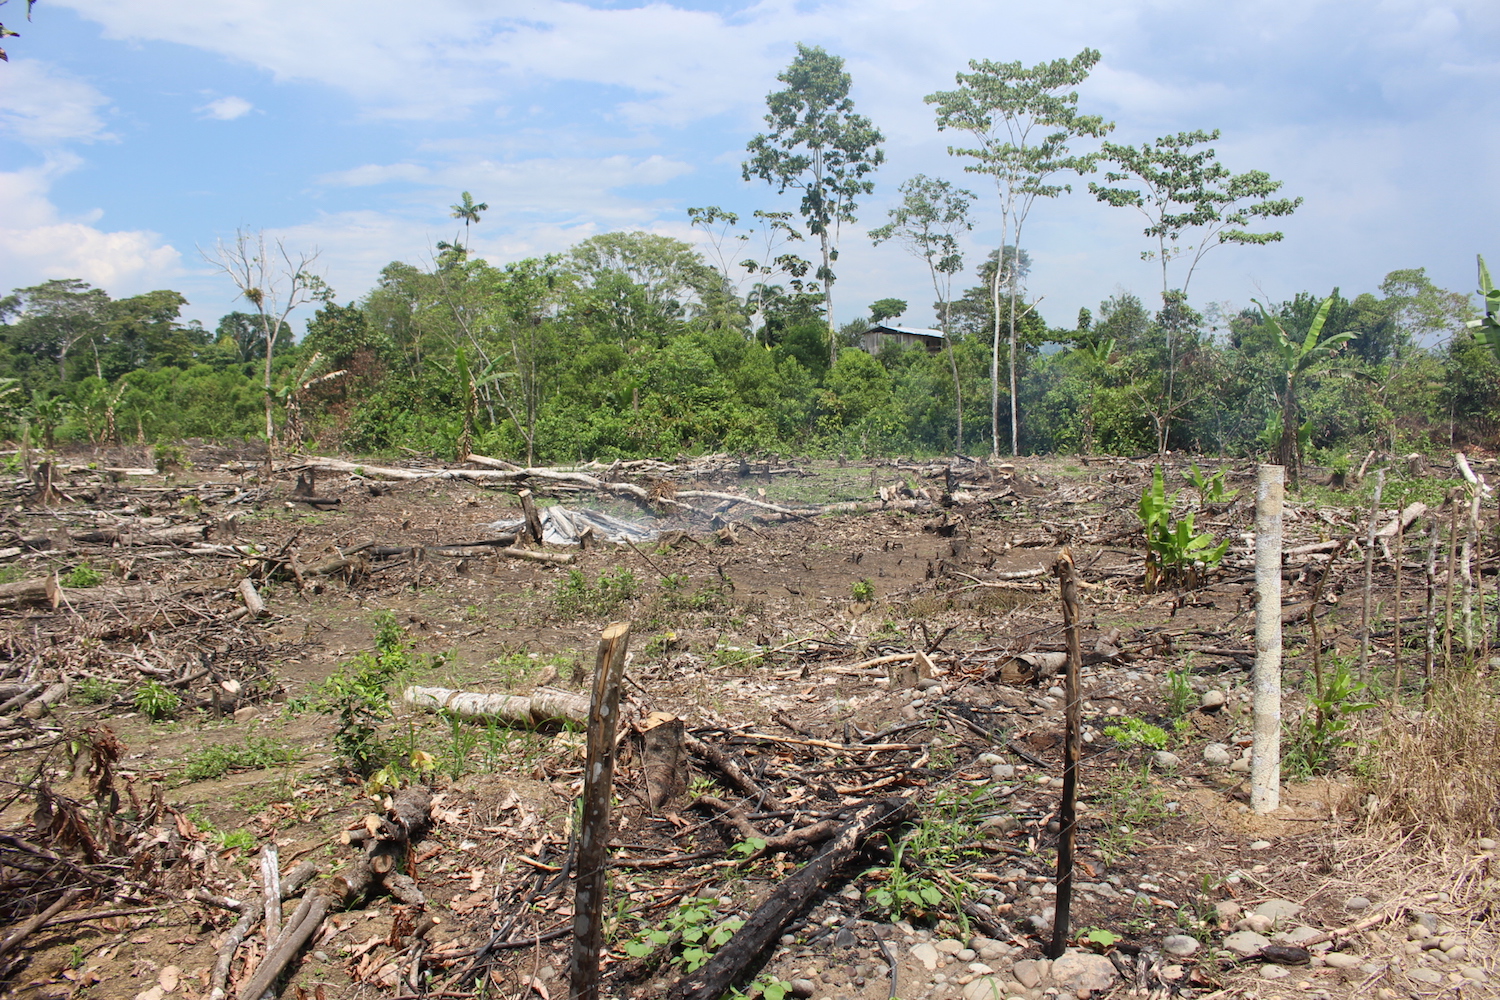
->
[498,546,575,565]
[207,861,318,1000]
[663,797,914,1000]
[402,684,590,726]
[0,574,59,608]
[238,578,266,618]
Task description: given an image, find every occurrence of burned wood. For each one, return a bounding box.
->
[1048,549,1083,960]
[683,733,768,804]
[663,797,914,1000]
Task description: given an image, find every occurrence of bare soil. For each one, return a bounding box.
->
[1,449,1496,1000]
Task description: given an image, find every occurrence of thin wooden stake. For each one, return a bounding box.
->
[1252,464,1284,814]
[1392,517,1405,705]
[1424,516,1441,707]
[569,622,630,1000]
[1360,469,1384,675]
[1463,484,1482,652]
[1047,549,1083,960]
[1444,492,1461,669]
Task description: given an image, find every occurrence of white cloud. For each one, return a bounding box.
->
[199,96,254,120]
[0,59,113,145]
[0,158,182,292]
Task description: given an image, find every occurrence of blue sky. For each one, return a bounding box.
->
[2,0,1497,336]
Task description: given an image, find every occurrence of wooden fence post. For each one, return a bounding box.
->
[569,622,631,1000]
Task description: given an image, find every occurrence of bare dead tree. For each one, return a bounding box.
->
[201,229,328,451]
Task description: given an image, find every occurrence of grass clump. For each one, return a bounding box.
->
[1361,676,1500,844]
[181,735,301,782]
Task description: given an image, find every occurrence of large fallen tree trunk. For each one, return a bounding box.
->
[403,684,590,725]
[663,796,914,1000]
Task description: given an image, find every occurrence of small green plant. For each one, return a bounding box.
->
[74,677,117,705]
[620,896,742,973]
[62,561,104,588]
[864,836,943,920]
[214,828,257,852]
[728,837,766,859]
[134,680,181,720]
[181,736,300,781]
[555,567,638,618]
[1163,665,1195,718]
[1103,717,1169,750]
[293,612,421,775]
[1090,765,1172,864]
[1185,462,1235,505]
[441,713,479,780]
[1078,927,1120,952]
[1139,466,1230,592]
[851,578,875,602]
[1283,658,1375,778]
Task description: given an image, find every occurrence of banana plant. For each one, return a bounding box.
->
[1467,255,1500,358]
[1252,293,1356,483]
[1139,465,1230,592]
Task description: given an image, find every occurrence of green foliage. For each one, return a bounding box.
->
[1078,927,1121,951]
[181,736,300,781]
[1185,462,1234,504]
[1103,716,1169,750]
[213,828,257,853]
[864,836,943,920]
[292,611,418,776]
[1283,658,1376,778]
[850,578,875,602]
[1467,255,1500,360]
[555,566,637,618]
[1163,666,1195,719]
[620,896,743,973]
[61,561,103,588]
[1139,466,1230,591]
[1090,765,1172,864]
[744,43,885,364]
[134,680,181,720]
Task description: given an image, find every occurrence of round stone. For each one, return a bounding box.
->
[1344,896,1371,911]
[1201,690,1227,711]
[1162,934,1199,957]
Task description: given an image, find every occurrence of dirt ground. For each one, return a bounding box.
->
[1,448,1496,1000]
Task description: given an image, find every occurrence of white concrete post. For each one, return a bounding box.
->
[1252,464,1284,814]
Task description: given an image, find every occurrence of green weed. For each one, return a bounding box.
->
[134,681,181,720]
[1103,717,1169,750]
[555,566,637,618]
[620,896,742,973]
[1163,664,1195,718]
[74,677,117,705]
[181,736,300,781]
[851,579,875,602]
[1283,658,1374,778]
[1090,765,1173,864]
[62,561,103,588]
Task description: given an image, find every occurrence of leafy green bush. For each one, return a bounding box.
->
[134,681,181,720]
[293,611,419,775]
[74,677,117,705]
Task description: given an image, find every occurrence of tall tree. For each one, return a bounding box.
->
[1088,130,1300,450]
[3,279,111,383]
[927,49,1111,456]
[202,229,329,449]
[744,43,885,367]
[450,192,489,249]
[869,174,977,451]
